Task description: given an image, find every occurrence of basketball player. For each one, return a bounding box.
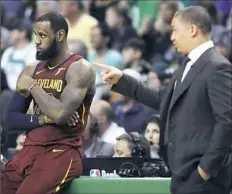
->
[1,12,96,194]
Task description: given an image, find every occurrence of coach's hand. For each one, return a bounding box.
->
[93,63,123,85]
[17,75,36,97]
[198,166,210,181]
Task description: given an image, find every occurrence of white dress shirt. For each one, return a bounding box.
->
[181,40,214,82]
[101,122,125,145]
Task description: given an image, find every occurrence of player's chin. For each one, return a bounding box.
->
[36,51,47,60]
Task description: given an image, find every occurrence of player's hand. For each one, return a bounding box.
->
[16,75,36,97]
[39,112,79,126]
[38,114,53,125]
[66,111,79,127]
[18,66,35,78]
[92,63,123,85]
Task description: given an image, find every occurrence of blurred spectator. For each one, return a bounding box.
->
[36,0,58,19]
[121,38,151,77]
[142,115,161,159]
[113,132,150,157]
[112,69,156,133]
[88,23,122,100]
[0,69,13,124]
[59,0,98,50]
[197,1,230,59]
[0,2,6,27]
[88,23,122,69]
[105,4,137,51]
[68,39,88,59]
[139,1,178,65]
[1,19,37,90]
[83,113,114,158]
[90,100,125,145]
[17,0,36,22]
[0,69,13,156]
[89,0,117,23]
[0,27,10,56]
[226,10,232,30]
[118,0,140,30]
[215,0,231,26]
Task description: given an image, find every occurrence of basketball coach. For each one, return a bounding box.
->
[94,6,232,194]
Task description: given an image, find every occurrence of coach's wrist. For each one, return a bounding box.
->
[198,166,210,181]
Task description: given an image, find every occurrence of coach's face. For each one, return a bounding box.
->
[171,16,193,55]
[34,21,60,60]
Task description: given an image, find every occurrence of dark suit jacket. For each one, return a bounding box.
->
[113,48,232,193]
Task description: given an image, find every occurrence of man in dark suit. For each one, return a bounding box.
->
[93,6,232,194]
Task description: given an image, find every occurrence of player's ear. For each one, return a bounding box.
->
[57,30,65,42]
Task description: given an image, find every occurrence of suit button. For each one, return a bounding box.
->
[168,142,172,146]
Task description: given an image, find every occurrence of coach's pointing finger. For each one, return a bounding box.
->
[93,63,123,85]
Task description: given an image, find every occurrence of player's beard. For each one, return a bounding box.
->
[36,38,59,61]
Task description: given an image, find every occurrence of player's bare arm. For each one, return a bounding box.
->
[17,58,96,124]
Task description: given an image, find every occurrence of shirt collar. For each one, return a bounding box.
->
[188,40,214,64]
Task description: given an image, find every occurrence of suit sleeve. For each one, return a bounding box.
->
[199,63,232,178]
[112,73,166,110]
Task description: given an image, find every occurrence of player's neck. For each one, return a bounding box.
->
[47,49,71,68]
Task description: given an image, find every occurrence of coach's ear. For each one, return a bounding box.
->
[57,30,65,42]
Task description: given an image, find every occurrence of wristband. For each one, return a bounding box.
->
[28,83,38,92]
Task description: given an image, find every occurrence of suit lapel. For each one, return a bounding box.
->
[169,48,213,111]
[160,66,184,119]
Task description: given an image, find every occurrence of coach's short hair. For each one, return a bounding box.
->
[36,12,69,37]
[174,6,212,34]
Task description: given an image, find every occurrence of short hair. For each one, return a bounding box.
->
[159,1,179,16]
[93,100,113,122]
[75,0,84,11]
[35,12,69,37]
[95,23,111,38]
[116,132,150,157]
[174,6,212,35]
[94,23,112,47]
[123,38,146,53]
[108,5,132,26]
